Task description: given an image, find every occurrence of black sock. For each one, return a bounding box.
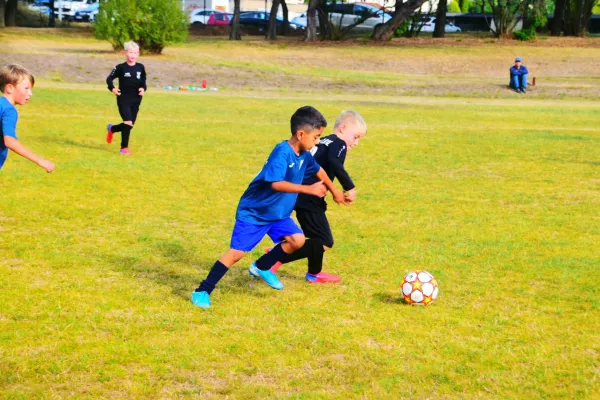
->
[307,248,325,275]
[196,261,229,294]
[255,244,291,270]
[281,239,321,265]
[111,123,125,133]
[121,125,132,148]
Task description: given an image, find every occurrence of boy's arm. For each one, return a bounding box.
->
[106,65,120,94]
[327,142,355,191]
[271,180,327,197]
[4,136,55,173]
[315,167,348,205]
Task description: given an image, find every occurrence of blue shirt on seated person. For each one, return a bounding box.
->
[509,57,529,94]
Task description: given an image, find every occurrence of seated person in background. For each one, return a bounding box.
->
[509,57,528,94]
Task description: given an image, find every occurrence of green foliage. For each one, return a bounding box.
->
[514,27,537,40]
[448,1,462,13]
[593,3,600,14]
[16,4,49,27]
[459,0,471,12]
[94,0,188,54]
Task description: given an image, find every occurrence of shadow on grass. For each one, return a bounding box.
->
[38,137,114,153]
[105,238,269,302]
[373,292,406,305]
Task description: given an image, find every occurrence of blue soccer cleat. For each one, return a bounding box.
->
[248,262,283,290]
[191,291,211,309]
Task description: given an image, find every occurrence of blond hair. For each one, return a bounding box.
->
[0,64,35,93]
[334,110,367,134]
[124,41,140,52]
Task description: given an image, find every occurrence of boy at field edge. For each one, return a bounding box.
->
[0,64,55,173]
[265,110,366,283]
[191,106,348,309]
[105,41,147,156]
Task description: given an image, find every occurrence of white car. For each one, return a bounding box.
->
[28,0,51,14]
[418,17,462,33]
[292,3,391,33]
[54,0,98,20]
[189,8,222,25]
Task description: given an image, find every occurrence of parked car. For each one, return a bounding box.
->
[232,12,302,34]
[292,3,391,33]
[28,0,51,15]
[74,2,99,22]
[189,8,223,25]
[418,16,462,32]
[54,0,98,21]
[207,12,233,26]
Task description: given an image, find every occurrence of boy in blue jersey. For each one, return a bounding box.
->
[1,64,55,173]
[509,57,529,94]
[191,106,348,309]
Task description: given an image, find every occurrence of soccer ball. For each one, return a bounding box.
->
[401,271,439,306]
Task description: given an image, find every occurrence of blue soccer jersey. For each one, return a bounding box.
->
[0,96,18,170]
[236,140,321,225]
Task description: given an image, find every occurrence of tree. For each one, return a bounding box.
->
[551,0,596,36]
[95,0,187,54]
[5,0,16,27]
[230,0,241,40]
[475,0,526,38]
[433,0,448,38]
[267,0,280,40]
[373,0,429,41]
[305,0,319,41]
[49,0,56,27]
[551,0,567,35]
[280,0,290,36]
[0,0,5,28]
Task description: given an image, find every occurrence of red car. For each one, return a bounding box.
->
[207,12,232,26]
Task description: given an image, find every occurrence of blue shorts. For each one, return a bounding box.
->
[230,218,303,252]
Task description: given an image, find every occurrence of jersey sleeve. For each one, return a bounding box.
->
[140,64,147,91]
[327,140,355,191]
[303,151,321,178]
[263,147,288,183]
[1,107,19,140]
[106,65,120,91]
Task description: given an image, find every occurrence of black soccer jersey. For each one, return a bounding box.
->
[106,62,147,103]
[295,134,355,212]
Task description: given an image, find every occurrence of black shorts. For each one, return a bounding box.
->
[295,209,334,248]
[117,101,140,124]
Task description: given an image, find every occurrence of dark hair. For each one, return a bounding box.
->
[290,106,327,135]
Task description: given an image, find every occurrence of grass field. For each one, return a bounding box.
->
[1,29,599,399]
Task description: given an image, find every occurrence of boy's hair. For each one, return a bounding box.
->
[0,64,35,93]
[334,110,367,134]
[290,106,327,135]
[124,41,140,52]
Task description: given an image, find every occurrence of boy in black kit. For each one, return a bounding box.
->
[266,110,367,283]
[105,41,146,156]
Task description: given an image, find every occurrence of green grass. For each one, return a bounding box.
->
[1,34,600,399]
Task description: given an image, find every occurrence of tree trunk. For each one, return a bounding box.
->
[373,0,428,41]
[229,0,242,40]
[5,0,17,27]
[305,0,319,41]
[267,0,280,40]
[433,0,447,38]
[281,0,289,36]
[49,0,56,27]
[0,0,5,28]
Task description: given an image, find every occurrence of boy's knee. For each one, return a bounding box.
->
[286,234,305,251]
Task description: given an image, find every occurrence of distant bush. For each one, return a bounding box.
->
[94,0,188,54]
[16,5,49,27]
[514,27,537,41]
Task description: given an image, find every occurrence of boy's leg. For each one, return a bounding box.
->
[295,210,340,283]
[509,75,519,92]
[520,74,528,92]
[191,220,270,308]
[121,104,139,150]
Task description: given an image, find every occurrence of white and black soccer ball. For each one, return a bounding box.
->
[401,271,439,306]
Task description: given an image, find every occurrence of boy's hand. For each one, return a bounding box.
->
[139,88,145,96]
[332,188,349,206]
[38,159,55,173]
[345,188,357,203]
[306,181,327,198]
[112,88,121,96]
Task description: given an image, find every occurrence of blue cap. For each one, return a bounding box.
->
[515,57,522,62]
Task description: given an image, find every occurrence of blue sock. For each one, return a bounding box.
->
[196,261,229,294]
[255,244,290,271]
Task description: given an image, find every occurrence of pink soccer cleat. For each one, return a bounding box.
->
[305,271,341,284]
[119,147,132,156]
[106,124,114,144]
